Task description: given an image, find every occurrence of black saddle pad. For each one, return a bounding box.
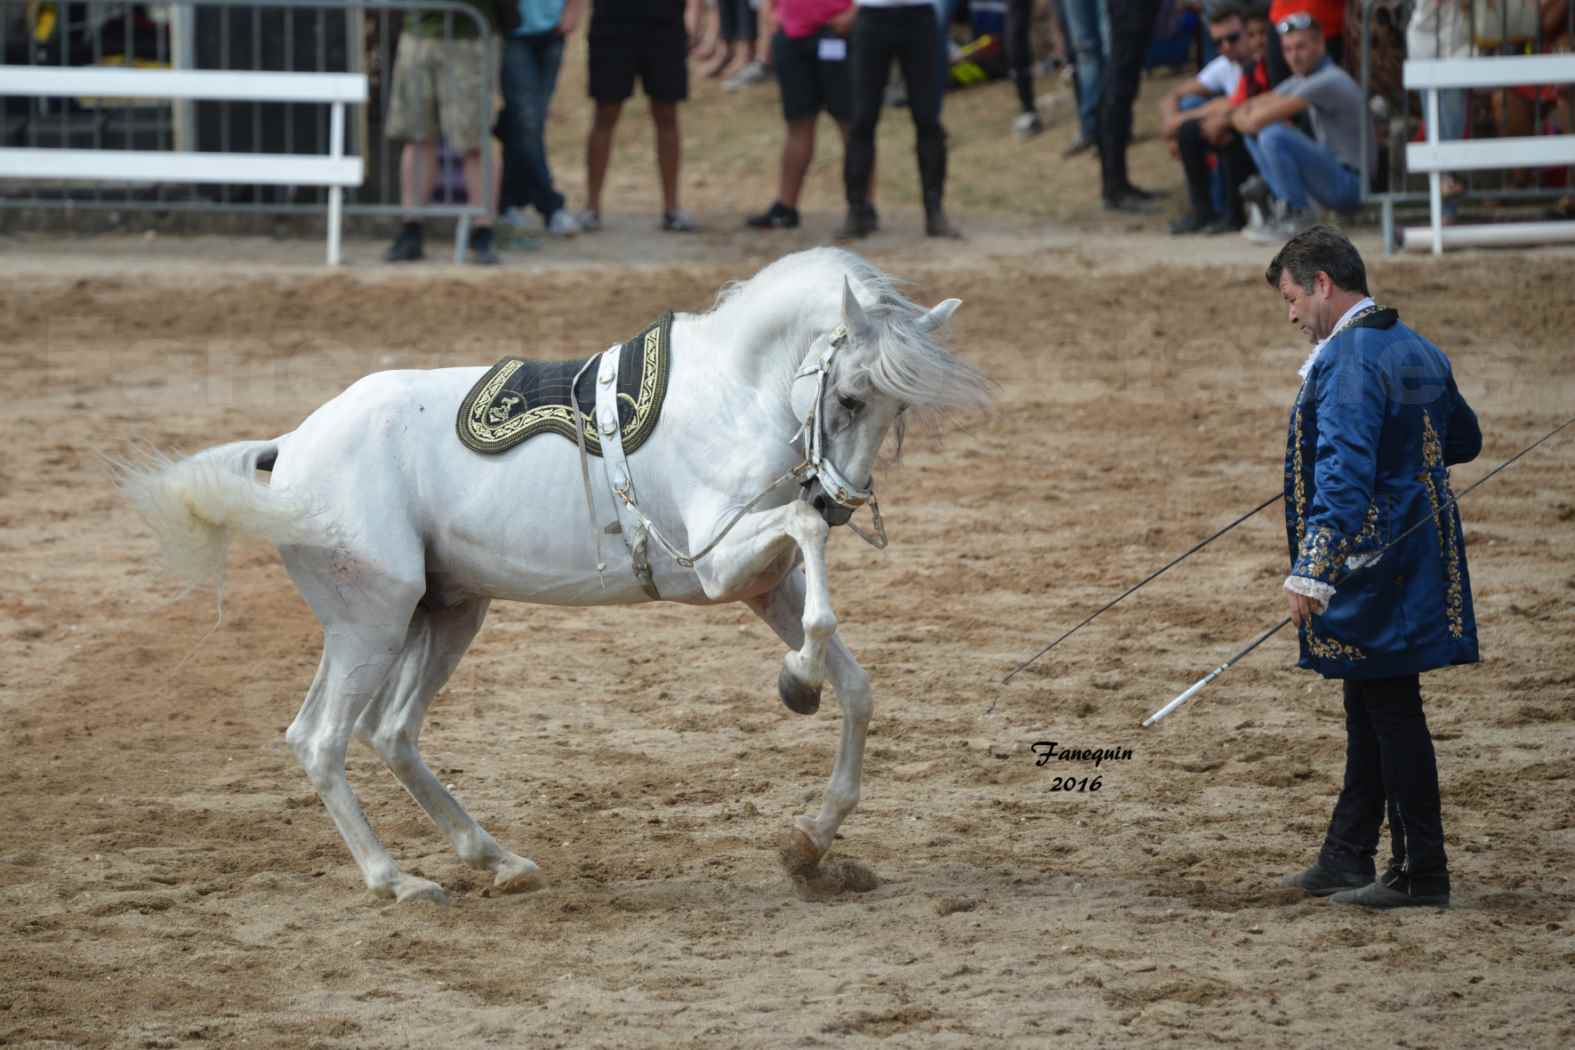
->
[457,312,672,456]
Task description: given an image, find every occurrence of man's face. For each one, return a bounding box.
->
[1246,18,1269,62]
[1281,27,1324,77]
[1210,16,1248,64]
[1278,270,1335,344]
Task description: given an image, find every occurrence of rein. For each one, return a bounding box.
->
[571,323,888,588]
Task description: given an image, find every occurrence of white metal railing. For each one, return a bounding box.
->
[1403,54,1575,254]
[0,65,365,262]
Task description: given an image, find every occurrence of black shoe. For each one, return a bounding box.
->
[1279,862,1372,897]
[1168,211,1218,235]
[1330,877,1451,910]
[385,224,424,263]
[1206,214,1246,235]
[746,201,800,229]
[1102,192,1159,215]
[835,205,878,241]
[468,226,500,266]
[1118,183,1159,202]
[1062,135,1095,159]
[925,209,963,239]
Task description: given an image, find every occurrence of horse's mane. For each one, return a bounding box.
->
[701,248,993,423]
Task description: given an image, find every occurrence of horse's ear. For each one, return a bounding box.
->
[916,298,961,333]
[842,278,876,341]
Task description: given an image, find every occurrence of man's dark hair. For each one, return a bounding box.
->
[1265,225,1371,296]
[1208,3,1244,24]
[1243,4,1270,23]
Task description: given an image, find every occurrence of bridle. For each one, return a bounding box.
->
[575,322,890,589]
[788,324,888,549]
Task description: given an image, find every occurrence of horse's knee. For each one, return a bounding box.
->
[286,724,344,790]
[368,728,422,780]
[837,667,873,723]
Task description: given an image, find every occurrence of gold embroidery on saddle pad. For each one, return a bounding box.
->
[456,312,672,456]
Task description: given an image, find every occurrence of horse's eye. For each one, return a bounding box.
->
[837,393,865,413]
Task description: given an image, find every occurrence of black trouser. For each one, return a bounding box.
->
[1319,674,1450,894]
[1006,0,1036,113]
[1099,0,1161,200]
[845,4,947,213]
[1175,117,1255,225]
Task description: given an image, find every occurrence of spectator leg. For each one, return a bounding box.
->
[1063,0,1110,143]
[844,10,894,210]
[779,118,817,209]
[1175,118,1216,221]
[1251,121,1361,212]
[585,101,623,216]
[1218,133,1254,226]
[897,7,948,213]
[650,99,682,214]
[500,35,568,222]
[1099,0,1160,200]
[400,140,438,212]
[1006,0,1037,114]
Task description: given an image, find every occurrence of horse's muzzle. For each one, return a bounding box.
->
[804,479,857,526]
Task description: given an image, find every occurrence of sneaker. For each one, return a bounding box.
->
[745,201,800,229]
[1102,192,1159,215]
[1279,862,1372,897]
[722,60,769,91]
[1238,175,1272,212]
[468,226,500,266]
[1013,111,1045,139]
[661,208,699,232]
[1061,135,1094,158]
[384,223,424,263]
[575,208,602,233]
[1206,214,1246,235]
[1118,182,1159,202]
[545,209,580,237]
[834,204,878,241]
[924,209,963,239]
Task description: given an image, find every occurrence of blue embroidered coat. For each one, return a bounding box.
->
[1284,307,1482,680]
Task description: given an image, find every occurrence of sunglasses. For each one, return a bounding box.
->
[1277,12,1315,34]
[1212,30,1242,44]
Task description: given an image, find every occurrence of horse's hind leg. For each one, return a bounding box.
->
[748,569,873,869]
[355,598,545,895]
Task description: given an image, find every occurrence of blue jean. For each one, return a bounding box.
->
[499,31,566,220]
[1062,0,1111,142]
[1244,122,1362,213]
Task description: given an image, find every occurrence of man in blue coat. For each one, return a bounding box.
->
[1269,226,1480,910]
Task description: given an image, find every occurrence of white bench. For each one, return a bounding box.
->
[0,65,366,265]
[1403,55,1575,254]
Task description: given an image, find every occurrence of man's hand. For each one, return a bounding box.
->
[1287,590,1318,628]
[1200,108,1233,145]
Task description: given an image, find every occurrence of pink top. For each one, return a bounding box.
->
[777,0,853,39]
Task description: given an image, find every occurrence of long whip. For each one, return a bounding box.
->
[1001,492,1282,685]
[1142,413,1575,727]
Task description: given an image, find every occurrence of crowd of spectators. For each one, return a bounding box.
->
[380,0,1575,263]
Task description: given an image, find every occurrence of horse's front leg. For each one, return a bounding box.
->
[747,570,873,869]
[695,500,836,714]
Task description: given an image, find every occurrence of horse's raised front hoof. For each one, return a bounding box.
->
[777,667,822,715]
[492,854,546,895]
[390,874,449,906]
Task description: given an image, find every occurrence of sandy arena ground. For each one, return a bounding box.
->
[3,38,1575,1050]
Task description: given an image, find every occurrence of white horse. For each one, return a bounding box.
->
[121,247,991,904]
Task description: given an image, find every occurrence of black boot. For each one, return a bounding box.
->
[835,202,879,241]
[385,221,424,263]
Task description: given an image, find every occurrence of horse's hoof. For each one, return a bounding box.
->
[777,667,822,715]
[492,855,546,895]
[392,874,449,906]
[777,826,824,878]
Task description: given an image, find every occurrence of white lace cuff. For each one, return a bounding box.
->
[1284,575,1335,612]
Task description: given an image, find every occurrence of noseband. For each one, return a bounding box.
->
[789,325,888,550]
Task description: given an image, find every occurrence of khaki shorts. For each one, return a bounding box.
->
[385,34,495,152]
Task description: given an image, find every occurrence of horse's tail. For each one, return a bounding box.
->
[115,439,319,599]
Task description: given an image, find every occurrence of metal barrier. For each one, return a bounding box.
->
[0,0,495,262]
[1358,0,1575,253]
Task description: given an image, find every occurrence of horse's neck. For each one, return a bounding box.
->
[679,303,822,406]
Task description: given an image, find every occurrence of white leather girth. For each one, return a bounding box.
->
[594,344,661,600]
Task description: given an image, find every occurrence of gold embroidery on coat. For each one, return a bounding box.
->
[1292,404,1307,548]
[1306,632,1366,662]
[1418,413,1465,638]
